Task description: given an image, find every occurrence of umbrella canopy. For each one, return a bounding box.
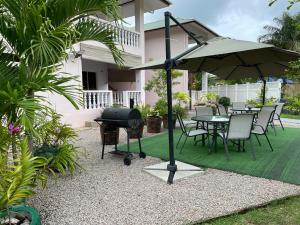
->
[132,37,300,80]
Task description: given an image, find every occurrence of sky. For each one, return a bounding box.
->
[125,0,300,42]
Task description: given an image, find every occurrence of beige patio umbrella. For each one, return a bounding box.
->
[132,37,300,103]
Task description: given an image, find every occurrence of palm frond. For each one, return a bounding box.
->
[75,18,123,65]
[45,0,121,26]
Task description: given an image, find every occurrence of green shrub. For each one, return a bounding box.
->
[154,99,168,117]
[285,94,300,114]
[135,104,151,123]
[33,111,81,176]
[218,97,231,108]
[173,104,188,119]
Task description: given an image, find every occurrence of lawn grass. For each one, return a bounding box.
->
[121,127,300,185]
[281,113,300,120]
[196,195,300,225]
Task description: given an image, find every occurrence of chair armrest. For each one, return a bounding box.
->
[253,124,265,133]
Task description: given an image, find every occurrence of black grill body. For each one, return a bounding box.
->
[94,108,146,165]
[100,108,142,128]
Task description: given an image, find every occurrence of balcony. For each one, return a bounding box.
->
[83,90,143,109]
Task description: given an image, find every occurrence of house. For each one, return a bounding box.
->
[47,0,171,128]
[48,0,219,128]
[144,18,219,106]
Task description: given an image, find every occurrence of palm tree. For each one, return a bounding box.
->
[258,12,300,51]
[0,0,123,153]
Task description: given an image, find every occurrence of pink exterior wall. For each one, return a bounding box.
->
[145,27,189,106]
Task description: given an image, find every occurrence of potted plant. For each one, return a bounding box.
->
[130,104,151,138]
[153,99,168,129]
[218,96,231,111]
[146,109,162,133]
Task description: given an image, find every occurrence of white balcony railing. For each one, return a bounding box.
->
[96,18,140,48]
[83,91,113,109]
[83,90,143,109]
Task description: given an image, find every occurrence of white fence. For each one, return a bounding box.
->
[191,81,281,104]
[83,90,143,109]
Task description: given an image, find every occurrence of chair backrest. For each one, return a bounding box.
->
[227,114,254,140]
[262,105,277,122]
[274,103,284,117]
[177,113,187,134]
[232,102,246,110]
[195,106,213,116]
[256,107,275,132]
[217,105,227,116]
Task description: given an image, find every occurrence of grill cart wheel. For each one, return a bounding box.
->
[139,152,146,159]
[124,157,131,166]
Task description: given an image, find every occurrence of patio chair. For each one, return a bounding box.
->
[232,102,246,110]
[176,113,209,154]
[217,104,227,116]
[218,114,256,160]
[274,103,284,130]
[194,106,214,139]
[251,107,276,152]
[262,105,277,135]
[195,106,214,116]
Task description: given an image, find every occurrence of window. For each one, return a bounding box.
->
[82,71,97,90]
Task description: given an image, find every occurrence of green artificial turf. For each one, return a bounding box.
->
[120,127,300,185]
[197,195,300,225]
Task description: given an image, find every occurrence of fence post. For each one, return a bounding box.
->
[246,83,249,100]
[225,84,228,97]
[278,80,282,100]
[235,83,238,102]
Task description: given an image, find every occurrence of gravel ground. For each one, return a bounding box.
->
[30,127,300,225]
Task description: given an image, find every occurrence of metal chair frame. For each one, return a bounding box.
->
[218,113,256,160]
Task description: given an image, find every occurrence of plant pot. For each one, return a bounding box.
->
[129,123,144,139]
[100,124,119,145]
[147,116,162,133]
[0,206,42,225]
[162,114,177,129]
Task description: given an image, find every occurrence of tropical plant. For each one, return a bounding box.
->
[135,104,151,123]
[154,99,168,117]
[173,104,188,119]
[33,111,80,176]
[269,0,300,9]
[258,12,300,51]
[0,139,46,212]
[0,0,123,152]
[173,91,190,106]
[144,69,182,100]
[147,109,160,118]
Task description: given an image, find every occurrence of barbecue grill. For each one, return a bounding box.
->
[94,108,146,165]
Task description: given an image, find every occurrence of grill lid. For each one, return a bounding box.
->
[98,108,142,127]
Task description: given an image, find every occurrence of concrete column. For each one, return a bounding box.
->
[201,72,208,92]
[135,0,145,103]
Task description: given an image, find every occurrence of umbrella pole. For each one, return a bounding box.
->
[165,11,177,184]
[262,79,266,105]
[255,65,266,105]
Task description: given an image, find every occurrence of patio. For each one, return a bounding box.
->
[30,125,300,225]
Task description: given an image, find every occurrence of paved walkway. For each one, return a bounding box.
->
[30,128,300,225]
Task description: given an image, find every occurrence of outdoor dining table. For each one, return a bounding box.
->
[191,115,229,151]
[231,107,261,113]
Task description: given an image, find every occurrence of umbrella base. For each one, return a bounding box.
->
[143,161,204,183]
